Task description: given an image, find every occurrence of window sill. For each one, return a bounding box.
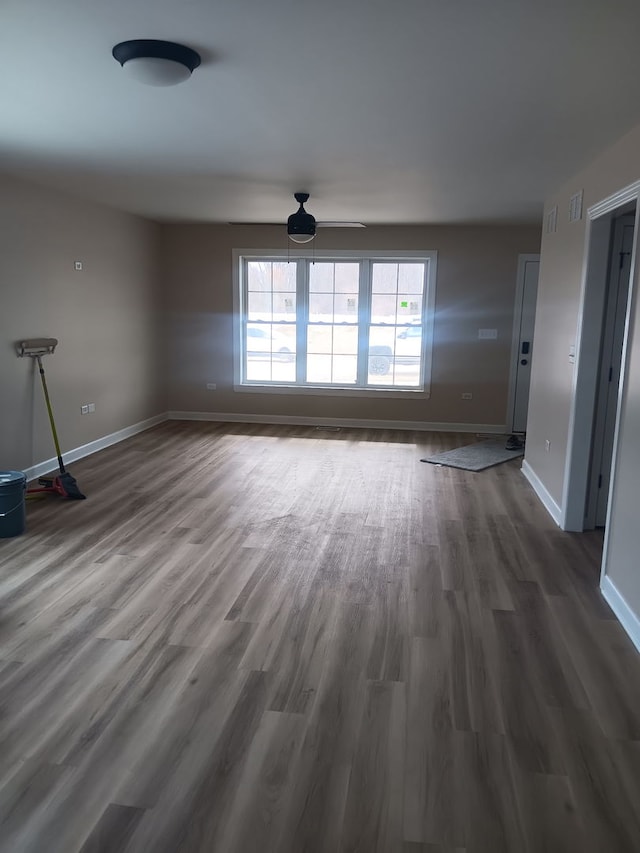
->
[234,383,431,399]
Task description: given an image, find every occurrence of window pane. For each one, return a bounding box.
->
[331,355,357,384]
[308,325,357,355]
[309,292,335,323]
[367,323,423,387]
[307,325,332,353]
[333,325,358,354]
[372,263,399,293]
[274,292,296,319]
[335,293,358,317]
[371,262,425,324]
[247,261,274,292]
[309,262,359,325]
[397,293,421,320]
[246,358,296,382]
[306,324,358,385]
[371,293,397,324]
[248,261,298,322]
[309,263,335,292]
[306,353,356,384]
[306,353,332,383]
[246,323,296,383]
[272,262,296,291]
[334,263,360,293]
[398,263,424,294]
[247,291,272,320]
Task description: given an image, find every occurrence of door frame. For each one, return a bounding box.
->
[584,214,635,529]
[562,181,640,531]
[506,254,540,433]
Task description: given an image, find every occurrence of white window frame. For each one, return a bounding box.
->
[232,249,437,398]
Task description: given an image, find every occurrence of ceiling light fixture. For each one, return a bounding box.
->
[112,39,201,87]
[287,193,316,243]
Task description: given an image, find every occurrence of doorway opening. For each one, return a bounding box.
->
[584,212,635,529]
[562,184,639,532]
[506,254,540,450]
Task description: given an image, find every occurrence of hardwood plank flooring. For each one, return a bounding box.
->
[1,421,639,852]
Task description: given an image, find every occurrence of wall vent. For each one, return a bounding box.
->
[569,190,584,222]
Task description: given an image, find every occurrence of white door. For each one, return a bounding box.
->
[586,213,635,528]
[509,256,540,434]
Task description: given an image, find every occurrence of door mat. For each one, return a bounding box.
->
[421,438,524,471]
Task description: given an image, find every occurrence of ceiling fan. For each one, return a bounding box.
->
[286,192,365,243]
[228,193,365,242]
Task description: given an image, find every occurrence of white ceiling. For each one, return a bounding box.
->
[2,0,640,226]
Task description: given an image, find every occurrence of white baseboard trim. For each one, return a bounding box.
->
[167,411,507,434]
[521,459,563,527]
[601,575,640,654]
[22,413,168,483]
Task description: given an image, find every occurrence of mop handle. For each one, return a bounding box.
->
[36,355,66,474]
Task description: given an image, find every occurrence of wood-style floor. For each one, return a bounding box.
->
[1,421,639,853]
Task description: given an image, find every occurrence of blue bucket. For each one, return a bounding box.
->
[0,471,27,538]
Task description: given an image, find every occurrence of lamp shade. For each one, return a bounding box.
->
[288,232,316,244]
[112,40,201,87]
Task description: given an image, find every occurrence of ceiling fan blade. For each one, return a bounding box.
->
[227,221,366,228]
[316,221,366,228]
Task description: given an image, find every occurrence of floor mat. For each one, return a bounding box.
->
[421,438,524,471]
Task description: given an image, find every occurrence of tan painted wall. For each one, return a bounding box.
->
[161,224,541,426]
[0,174,164,472]
[526,122,640,505]
[526,119,640,630]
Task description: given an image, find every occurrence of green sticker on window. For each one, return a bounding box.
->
[400,301,408,308]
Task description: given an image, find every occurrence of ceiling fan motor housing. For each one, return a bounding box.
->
[287,193,316,238]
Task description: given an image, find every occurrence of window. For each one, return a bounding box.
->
[234,250,437,396]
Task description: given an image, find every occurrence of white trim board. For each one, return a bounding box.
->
[17,413,509,482]
[22,413,167,483]
[521,459,562,527]
[588,180,640,219]
[601,575,640,654]
[167,411,506,434]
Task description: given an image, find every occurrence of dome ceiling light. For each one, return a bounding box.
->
[112,39,201,87]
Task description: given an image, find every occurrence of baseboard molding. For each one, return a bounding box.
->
[167,411,506,434]
[22,413,168,483]
[521,459,563,527]
[601,575,640,654]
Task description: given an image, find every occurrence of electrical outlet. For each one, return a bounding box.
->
[81,404,89,415]
[206,383,217,390]
[545,439,551,452]
[461,392,473,400]
[88,403,96,413]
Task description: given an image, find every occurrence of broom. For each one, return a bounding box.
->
[16,338,86,500]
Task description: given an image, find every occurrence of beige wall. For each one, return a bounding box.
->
[0,174,164,472]
[160,224,541,426]
[527,122,640,504]
[526,120,640,636]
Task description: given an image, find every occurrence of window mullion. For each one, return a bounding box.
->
[418,262,428,386]
[296,258,308,385]
[241,257,249,383]
[357,259,371,386]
